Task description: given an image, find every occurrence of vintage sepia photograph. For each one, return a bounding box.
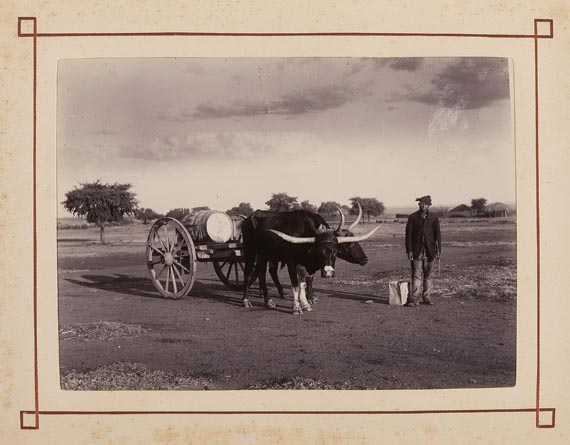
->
[57,56,516,391]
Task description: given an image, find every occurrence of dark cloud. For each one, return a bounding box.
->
[409,58,510,109]
[161,84,356,121]
[271,85,354,115]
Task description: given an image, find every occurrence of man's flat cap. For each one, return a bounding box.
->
[415,195,432,205]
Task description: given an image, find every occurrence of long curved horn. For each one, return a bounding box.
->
[348,202,363,231]
[267,229,315,244]
[335,206,345,233]
[337,225,380,243]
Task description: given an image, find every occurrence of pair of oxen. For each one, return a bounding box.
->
[241,204,380,314]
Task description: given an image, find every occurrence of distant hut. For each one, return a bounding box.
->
[484,202,515,217]
[448,204,472,218]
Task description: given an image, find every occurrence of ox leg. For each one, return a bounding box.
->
[257,260,267,298]
[258,259,275,309]
[306,275,317,305]
[287,263,302,315]
[269,261,285,299]
[296,266,312,312]
[242,254,256,308]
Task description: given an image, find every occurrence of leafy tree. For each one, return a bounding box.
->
[192,206,210,212]
[227,202,254,216]
[349,197,385,222]
[62,180,138,244]
[318,201,342,214]
[471,198,487,216]
[135,208,163,224]
[299,200,317,212]
[165,208,191,221]
[266,193,299,212]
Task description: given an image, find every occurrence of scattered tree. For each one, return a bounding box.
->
[165,208,191,221]
[266,193,299,212]
[349,197,385,222]
[471,198,487,216]
[192,206,210,212]
[299,200,318,212]
[318,201,342,214]
[135,208,163,224]
[227,202,254,216]
[62,180,138,244]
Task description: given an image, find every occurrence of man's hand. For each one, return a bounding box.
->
[407,252,413,261]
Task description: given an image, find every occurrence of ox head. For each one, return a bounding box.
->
[333,202,369,266]
[267,212,379,278]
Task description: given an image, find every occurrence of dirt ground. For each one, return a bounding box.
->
[58,218,516,390]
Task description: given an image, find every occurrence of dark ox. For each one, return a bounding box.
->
[264,204,370,303]
[241,206,379,314]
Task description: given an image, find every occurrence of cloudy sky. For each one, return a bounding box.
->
[57,57,514,216]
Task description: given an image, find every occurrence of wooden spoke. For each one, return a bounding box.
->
[171,266,178,294]
[165,267,171,294]
[172,259,190,274]
[150,245,166,257]
[172,263,185,286]
[161,225,171,252]
[224,262,233,281]
[154,229,168,252]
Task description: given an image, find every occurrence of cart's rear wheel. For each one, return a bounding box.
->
[147,217,196,299]
[213,259,257,291]
[213,213,257,291]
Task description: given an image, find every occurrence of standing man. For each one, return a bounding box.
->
[405,195,441,307]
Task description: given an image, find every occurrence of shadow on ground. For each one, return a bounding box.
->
[64,274,388,310]
[65,274,291,314]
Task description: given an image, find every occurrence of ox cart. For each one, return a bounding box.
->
[146,211,254,299]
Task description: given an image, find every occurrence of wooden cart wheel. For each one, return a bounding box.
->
[146,217,196,299]
[213,259,257,291]
[213,213,257,291]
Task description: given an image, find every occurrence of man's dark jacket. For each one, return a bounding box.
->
[405,210,441,260]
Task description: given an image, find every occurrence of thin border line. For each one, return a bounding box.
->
[534,19,542,429]
[22,408,557,416]
[32,16,40,432]
[17,31,552,39]
[16,16,555,430]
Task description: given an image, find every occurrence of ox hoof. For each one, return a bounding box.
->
[243,299,253,308]
[266,299,276,309]
[292,304,302,315]
[301,304,312,312]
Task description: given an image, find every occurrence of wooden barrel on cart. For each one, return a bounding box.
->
[182,210,234,244]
